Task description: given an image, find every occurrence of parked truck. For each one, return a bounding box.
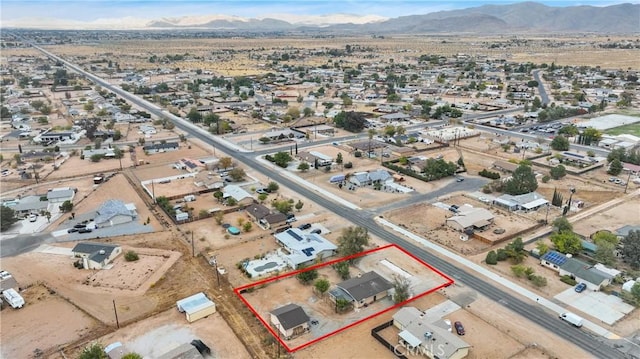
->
[559,312,583,327]
[2,288,25,309]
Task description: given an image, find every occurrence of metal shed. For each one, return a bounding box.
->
[176,292,216,323]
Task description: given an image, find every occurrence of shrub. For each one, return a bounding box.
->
[560,275,577,286]
[496,248,509,261]
[479,168,501,179]
[542,175,551,183]
[530,275,547,287]
[344,162,353,169]
[485,250,498,265]
[124,251,139,262]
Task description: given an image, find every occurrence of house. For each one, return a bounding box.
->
[348,170,392,187]
[274,228,337,268]
[245,203,271,222]
[380,112,411,122]
[143,142,179,154]
[392,307,470,359]
[260,213,288,230]
[223,185,253,206]
[270,303,310,339]
[36,131,76,143]
[263,129,305,141]
[297,151,332,167]
[615,225,640,239]
[329,271,392,308]
[176,292,216,323]
[157,343,204,359]
[47,187,75,204]
[94,200,137,227]
[493,192,548,212]
[83,148,116,160]
[539,251,613,291]
[8,195,49,217]
[492,160,519,173]
[72,242,122,269]
[446,206,494,232]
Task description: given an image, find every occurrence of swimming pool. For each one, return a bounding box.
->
[227,226,240,235]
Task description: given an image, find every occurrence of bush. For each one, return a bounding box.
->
[541,175,551,183]
[354,151,362,158]
[530,275,547,287]
[124,251,139,262]
[496,248,509,261]
[344,162,353,169]
[479,168,501,179]
[560,275,577,286]
[485,250,498,265]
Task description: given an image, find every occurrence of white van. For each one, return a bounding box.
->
[559,312,583,327]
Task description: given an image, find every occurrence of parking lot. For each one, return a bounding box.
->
[555,288,635,325]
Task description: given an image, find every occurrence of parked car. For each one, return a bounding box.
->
[74,224,87,229]
[298,223,312,230]
[28,214,38,222]
[67,228,79,233]
[190,339,211,355]
[575,283,587,293]
[256,188,269,194]
[454,321,465,335]
[456,177,464,182]
[78,228,93,233]
[310,228,322,234]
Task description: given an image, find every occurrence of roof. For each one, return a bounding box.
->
[47,189,75,200]
[540,251,568,266]
[263,212,287,224]
[560,257,611,285]
[615,225,640,237]
[337,271,393,302]
[245,203,270,220]
[156,343,204,359]
[176,292,215,315]
[447,208,494,229]
[495,192,548,209]
[94,199,136,224]
[143,142,179,151]
[72,242,120,263]
[223,185,252,201]
[492,160,519,172]
[10,195,49,212]
[271,303,309,330]
[275,228,337,266]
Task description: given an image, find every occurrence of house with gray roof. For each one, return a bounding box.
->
[72,242,122,269]
[446,206,494,232]
[9,195,49,217]
[493,192,548,212]
[615,225,640,239]
[46,188,75,204]
[540,251,614,291]
[143,142,179,154]
[348,169,392,187]
[329,271,392,308]
[222,185,253,206]
[94,200,137,227]
[393,307,470,359]
[275,228,337,268]
[270,303,309,339]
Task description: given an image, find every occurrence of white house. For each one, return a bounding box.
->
[275,228,337,268]
[176,292,216,323]
[446,206,494,232]
[71,242,122,270]
[47,187,76,204]
[94,200,137,227]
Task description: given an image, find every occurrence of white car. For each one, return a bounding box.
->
[28,214,38,222]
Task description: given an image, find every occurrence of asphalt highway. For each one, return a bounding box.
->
[30,43,627,358]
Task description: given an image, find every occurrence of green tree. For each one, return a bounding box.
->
[485,250,498,265]
[243,221,252,232]
[228,168,246,181]
[336,153,343,167]
[593,231,619,246]
[267,181,280,192]
[536,242,549,256]
[297,162,310,172]
[550,135,570,151]
[226,197,238,206]
[337,226,369,260]
[0,206,18,231]
[83,101,95,112]
[60,200,73,212]
[122,354,143,359]
[187,107,203,123]
[79,342,107,359]
[550,165,567,180]
[303,107,314,117]
[124,251,139,261]
[297,268,318,284]
[392,276,410,304]
[593,240,616,266]
[621,230,640,269]
[272,200,293,214]
[333,261,350,280]
[551,231,582,255]
[219,157,233,170]
[511,264,527,278]
[553,217,573,233]
[530,275,547,287]
[273,152,292,168]
[287,107,301,119]
[608,158,623,175]
[314,278,330,294]
[504,164,538,195]
[258,193,268,203]
[295,200,304,212]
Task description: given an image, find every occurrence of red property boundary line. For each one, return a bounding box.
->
[233,243,454,353]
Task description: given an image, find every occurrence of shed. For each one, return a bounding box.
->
[270,303,310,339]
[176,292,216,323]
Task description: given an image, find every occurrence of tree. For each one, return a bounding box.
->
[336,153,343,167]
[504,164,538,195]
[243,221,252,232]
[297,162,310,172]
[187,107,203,123]
[219,157,233,170]
[593,240,616,266]
[226,197,238,206]
[0,206,18,231]
[550,135,570,151]
[296,268,318,284]
[79,342,107,359]
[273,152,292,168]
[90,154,103,162]
[552,188,564,207]
[267,181,280,192]
[286,107,301,120]
[333,111,366,132]
[60,200,73,212]
[295,200,304,212]
[228,168,246,181]
[485,250,498,265]
[608,158,623,175]
[392,276,411,304]
[552,217,573,233]
[621,230,640,269]
[124,251,139,261]
[303,107,314,117]
[333,261,350,280]
[593,231,619,246]
[272,200,293,214]
[550,165,567,180]
[536,242,549,256]
[83,101,95,112]
[314,278,330,294]
[94,138,103,150]
[551,231,582,255]
[511,264,527,278]
[337,226,369,260]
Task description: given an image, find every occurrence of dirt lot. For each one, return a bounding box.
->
[0,284,101,359]
[568,196,640,238]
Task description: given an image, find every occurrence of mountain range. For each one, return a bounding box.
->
[4,2,639,33]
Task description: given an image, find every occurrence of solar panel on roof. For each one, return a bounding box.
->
[302,247,315,257]
[543,251,567,266]
[287,229,304,241]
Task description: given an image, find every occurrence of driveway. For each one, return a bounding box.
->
[555,288,635,325]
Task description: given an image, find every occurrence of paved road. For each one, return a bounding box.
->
[27,42,629,358]
[533,69,550,105]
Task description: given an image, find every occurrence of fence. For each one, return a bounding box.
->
[371,320,407,359]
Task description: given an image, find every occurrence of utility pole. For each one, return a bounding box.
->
[191,231,195,257]
[112,299,120,328]
[624,170,632,194]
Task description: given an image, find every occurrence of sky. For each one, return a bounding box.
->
[1,0,636,23]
